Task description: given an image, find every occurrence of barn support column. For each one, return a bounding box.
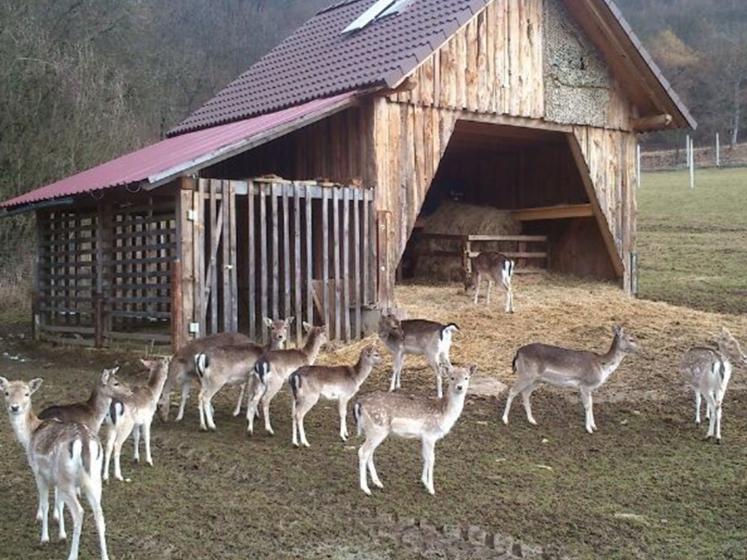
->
[94,201,113,348]
[173,176,196,350]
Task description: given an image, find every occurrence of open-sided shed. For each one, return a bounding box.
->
[0,0,694,350]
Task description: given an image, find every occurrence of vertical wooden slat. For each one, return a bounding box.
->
[322,187,329,331]
[362,189,370,308]
[209,180,218,334]
[179,179,195,348]
[195,180,205,337]
[293,184,302,345]
[282,183,291,321]
[271,183,279,322]
[342,187,351,341]
[221,181,231,332]
[248,180,256,340]
[332,188,341,340]
[260,182,268,341]
[229,182,238,332]
[305,184,313,331]
[353,188,361,339]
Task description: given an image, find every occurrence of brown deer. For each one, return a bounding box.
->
[378,314,458,398]
[103,357,170,481]
[463,251,515,312]
[354,363,474,495]
[289,345,381,447]
[502,326,640,433]
[1,377,110,560]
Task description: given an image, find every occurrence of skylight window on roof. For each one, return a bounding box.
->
[342,0,412,34]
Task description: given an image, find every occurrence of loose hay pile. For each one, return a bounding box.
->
[412,201,521,281]
[320,275,747,403]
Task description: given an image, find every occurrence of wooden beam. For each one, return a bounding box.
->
[632,114,673,132]
[512,204,594,222]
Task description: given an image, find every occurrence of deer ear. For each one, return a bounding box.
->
[263,317,274,327]
[29,378,44,394]
[302,321,313,332]
[468,364,477,376]
[286,316,295,325]
[612,325,622,336]
[140,359,152,368]
[0,377,9,392]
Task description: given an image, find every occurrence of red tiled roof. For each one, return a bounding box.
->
[170,0,487,135]
[0,92,357,210]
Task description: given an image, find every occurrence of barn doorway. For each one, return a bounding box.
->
[403,120,617,282]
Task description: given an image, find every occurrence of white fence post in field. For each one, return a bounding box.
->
[636,144,641,189]
[716,132,720,167]
[689,136,695,189]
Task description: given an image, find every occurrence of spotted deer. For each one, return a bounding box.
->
[245,323,328,435]
[38,368,133,434]
[502,326,640,433]
[289,345,381,447]
[378,314,458,398]
[354,363,474,495]
[103,357,170,481]
[464,251,515,312]
[0,377,110,560]
[681,327,745,443]
[159,317,290,422]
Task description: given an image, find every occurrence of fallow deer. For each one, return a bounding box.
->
[103,357,170,481]
[681,327,745,443]
[289,345,381,447]
[354,363,474,495]
[159,317,290,422]
[502,326,640,433]
[378,314,459,398]
[193,342,264,431]
[245,323,328,435]
[39,367,133,434]
[0,377,110,560]
[464,251,515,313]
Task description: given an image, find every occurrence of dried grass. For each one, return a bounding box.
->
[320,275,747,402]
[413,201,521,281]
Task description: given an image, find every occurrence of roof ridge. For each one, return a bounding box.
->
[317,0,368,15]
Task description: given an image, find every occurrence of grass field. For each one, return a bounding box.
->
[638,167,747,314]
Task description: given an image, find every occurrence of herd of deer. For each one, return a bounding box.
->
[1,251,744,560]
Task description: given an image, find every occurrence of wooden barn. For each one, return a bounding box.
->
[0,0,694,350]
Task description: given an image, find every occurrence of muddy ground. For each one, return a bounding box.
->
[0,277,745,559]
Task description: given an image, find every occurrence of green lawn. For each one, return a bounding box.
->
[638,167,747,314]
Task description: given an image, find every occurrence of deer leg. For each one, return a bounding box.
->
[502,377,533,425]
[338,397,350,441]
[473,276,480,304]
[202,385,219,431]
[35,473,50,543]
[233,382,246,417]
[103,427,116,482]
[694,390,702,425]
[390,351,404,392]
[427,355,443,399]
[486,280,493,305]
[113,420,133,482]
[54,487,66,541]
[132,424,141,461]
[588,392,597,431]
[298,395,318,447]
[359,430,386,494]
[246,381,264,434]
[291,397,299,446]
[714,392,724,443]
[143,420,153,465]
[580,387,594,434]
[175,377,191,422]
[59,486,84,560]
[421,438,436,495]
[262,384,279,435]
[521,384,538,425]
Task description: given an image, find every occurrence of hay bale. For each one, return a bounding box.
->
[413,202,521,281]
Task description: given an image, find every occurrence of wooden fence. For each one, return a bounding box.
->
[181,179,377,345]
[35,198,176,347]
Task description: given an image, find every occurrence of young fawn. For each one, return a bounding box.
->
[502,326,640,433]
[289,345,381,447]
[355,363,475,495]
[103,357,170,481]
[464,251,515,313]
[378,314,458,398]
[1,377,110,560]
[681,327,745,443]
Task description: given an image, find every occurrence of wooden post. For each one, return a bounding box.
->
[94,201,113,348]
[305,184,313,332]
[342,187,351,341]
[221,181,231,332]
[293,183,302,346]
[636,144,641,189]
[282,183,291,322]
[689,136,695,189]
[32,212,44,341]
[209,180,218,334]
[228,181,238,332]
[332,188,342,340]
[376,211,391,306]
[248,181,256,340]
[259,182,268,342]
[353,189,361,339]
[716,132,720,167]
[173,177,196,350]
[322,188,329,331]
[271,183,279,322]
